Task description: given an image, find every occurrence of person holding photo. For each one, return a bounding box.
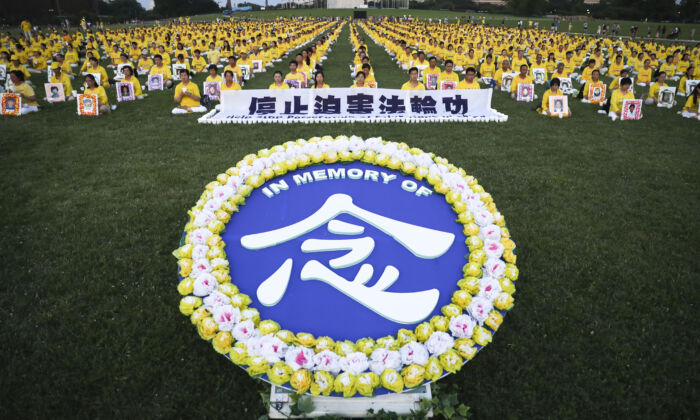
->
[150,55,173,89]
[457,67,480,89]
[643,72,668,105]
[221,70,241,91]
[677,66,694,97]
[172,69,205,114]
[269,71,290,89]
[206,65,222,83]
[493,59,511,90]
[680,83,699,118]
[539,78,571,117]
[84,56,110,89]
[8,70,39,114]
[84,74,111,114]
[49,62,74,101]
[608,77,636,120]
[401,67,426,90]
[437,60,459,89]
[511,64,534,98]
[121,66,145,100]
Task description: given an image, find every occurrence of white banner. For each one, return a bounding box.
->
[198,88,507,124]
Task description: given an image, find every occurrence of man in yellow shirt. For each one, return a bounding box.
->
[269,71,290,89]
[284,61,306,87]
[608,77,636,120]
[510,64,535,97]
[150,54,173,89]
[401,67,426,90]
[49,62,74,100]
[137,50,154,75]
[422,56,441,90]
[457,67,480,89]
[191,49,207,73]
[173,69,206,114]
[223,56,242,83]
[437,60,459,89]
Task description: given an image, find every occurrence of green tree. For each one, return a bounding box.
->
[153,0,220,18]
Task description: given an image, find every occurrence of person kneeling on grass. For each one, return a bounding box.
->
[172,69,206,114]
[84,74,111,114]
[608,77,636,121]
[539,78,571,117]
[680,84,699,118]
[8,70,39,114]
[121,66,146,100]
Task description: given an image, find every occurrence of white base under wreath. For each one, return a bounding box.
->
[197,110,509,124]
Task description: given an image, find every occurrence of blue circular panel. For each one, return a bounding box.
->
[223,162,468,341]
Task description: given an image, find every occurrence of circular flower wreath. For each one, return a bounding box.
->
[174,135,518,398]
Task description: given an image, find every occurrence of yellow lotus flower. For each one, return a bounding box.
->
[423,357,443,381]
[258,320,280,335]
[439,349,463,373]
[290,368,312,394]
[212,331,233,354]
[414,322,434,342]
[472,325,493,346]
[333,372,357,397]
[295,332,317,347]
[197,317,218,340]
[310,371,334,397]
[247,356,270,376]
[380,369,404,393]
[355,338,376,356]
[454,338,477,360]
[268,361,292,385]
[179,296,201,316]
[356,372,380,397]
[401,364,425,388]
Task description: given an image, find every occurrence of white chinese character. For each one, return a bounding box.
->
[241,194,455,324]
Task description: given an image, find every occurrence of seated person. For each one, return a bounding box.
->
[84,73,111,114]
[580,69,603,102]
[511,64,535,98]
[49,62,74,100]
[150,54,173,89]
[8,70,39,114]
[680,83,699,118]
[172,69,206,114]
[206,65,222,83]
[312,71,330,89]
[269,71,290,89]
[401,67,426,90]
[677,66,695,96]
[350,71,370,88]
[539,78,571,117]
[643,71,669,105]
[121,66,145,99]
[437,60,459,89]
[608,77,636,121]
[457,67,480,89]
[221,70,242,90]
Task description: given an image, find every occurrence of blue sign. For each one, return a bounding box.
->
[222,162,468,341]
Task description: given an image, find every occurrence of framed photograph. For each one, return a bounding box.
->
[588,82,606,104]
[481,76,493,85]
[44,82,65,102]
[284,79,302,89]
[548,95,568,116]
[426,73,439,90]
[204,81,221,101]
[532,68,546,85]
[517,83,535,102]
[115,63,129,80]
[501,72,517,92]
[440,80,457,90]
[1,93,21,116]
[148,74,163,91]
[685,79,699,96]
[116,82,135,102]
[657,86,676,108]
[0,64,6,81]
[252,60,263,73]
[77,93,99,116]
[240,64,251,81]
[172,63,187,81]
[559,77,574,94]
[621,99,642,120]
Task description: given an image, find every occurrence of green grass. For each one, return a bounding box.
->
[1,15,699,419]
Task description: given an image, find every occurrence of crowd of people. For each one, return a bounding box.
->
[1,17,699,119]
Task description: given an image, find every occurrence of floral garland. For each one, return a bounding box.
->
[76,93,99,116]
[174,136,518,397]
[1,93,21,116]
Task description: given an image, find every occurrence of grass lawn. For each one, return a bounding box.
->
[1,12,699,419]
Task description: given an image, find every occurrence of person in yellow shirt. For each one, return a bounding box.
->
[401,67,426,90]
[49,62,74,100]
[191,49,207,73]
[677,66,695,97]
[8,70,39,114]
[84,74,110,114]
[608,77,636,120]
[422,56,441,90]
[269,71,290,89]
[465,49,479,70]
[8,55,31,80]
[437,60,459,89]
[150,55,173,89]
[173,69,206,114]
[479,54,496,82]
[312,71,330,88]
[580,58,598,84]
[221,70,242,90]
[540,78,570,117]
[493,59,511,90]
[680,83,699,118]
[84,56,110,89]
[121,66,145,99]
[223,56,242,83]
[284,61,306,87]
[28,50,46,72]
[512,49,528,71]
[637,59,653,86]
[643,72,668,105]
[206,65,222,83]
[608,55,625,79]
[658,55,676,79]
[351,71,371,88]
[21,20,32,40]
[157,46,171,66]
[457,67,480,89]
[206,42,221,66]
[137,50,154,75]
[510,64,534,96]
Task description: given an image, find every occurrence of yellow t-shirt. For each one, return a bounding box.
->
[437,71,459,89]
[122,76,143,97]
[479,62,495,77]
[456,80,480,89]
[269,83,290,89]
[150,64,172,80]
[192,56,207,72]
[541,89,567,114]
[511,74,534,93]
[174,81,201,108]
[205,75,223,83]
[50,72,73,96]
[637,67,653,84]
[85,86,109,106]
[221,81,241,90]
[13,82,38,107]
[401,81,426,90]
[312,83,330,89]
[648,82,667,101]
[682,94,698,111]
[610,89,635,113]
